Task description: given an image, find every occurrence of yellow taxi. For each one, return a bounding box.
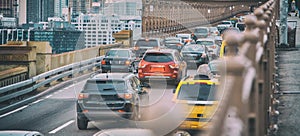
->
[172,74,219,130]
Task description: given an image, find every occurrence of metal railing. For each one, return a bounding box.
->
[0,56,103,103]
[207,0,279,135]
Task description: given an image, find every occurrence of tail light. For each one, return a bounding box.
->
[78,93,89,100]
[169,63,179,69]
[138,61,147,68]
[101,60,106,65]
[125,60,130,65]
[212,45,216,49]
[201,53,207,58]
[118,93,132,99]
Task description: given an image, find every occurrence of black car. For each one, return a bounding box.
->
[101,48,138,73]
[133,38,163,58]
[180,44,209,68]
[76,73,149,130]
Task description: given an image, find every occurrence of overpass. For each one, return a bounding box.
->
[0,0,294,135]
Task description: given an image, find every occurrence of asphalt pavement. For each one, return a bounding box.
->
[0,69,199,136]
[277,15,300,136]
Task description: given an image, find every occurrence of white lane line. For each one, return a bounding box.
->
[31,99,44,104]
[48,120,75,134]
[0,105,29,119]
[45,94,53,99]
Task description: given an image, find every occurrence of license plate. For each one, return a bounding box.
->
[110,61,120,64]
[151,67,164,72]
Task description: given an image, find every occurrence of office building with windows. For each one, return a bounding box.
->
[71,14,121,48]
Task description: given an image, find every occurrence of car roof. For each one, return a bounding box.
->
[180,75,218,85]
[109,48,131,51]
[145,48,177,54]
[182,44,205,48]
[165,37,181,40]
[196,38,215,42]
[90,73,133,80]
[176,33,191,36]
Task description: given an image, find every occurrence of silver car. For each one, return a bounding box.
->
[196,38,220,59]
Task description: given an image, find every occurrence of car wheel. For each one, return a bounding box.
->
[77,118,88,130]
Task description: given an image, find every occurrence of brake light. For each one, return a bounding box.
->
[118,93,132,99]
[176,43,182,46]
[212,45,216,49]
[101,60,106,65]
[78,93,89,100]
[201,53,207,58]
[169,63,179,69]
[125,60,130,65]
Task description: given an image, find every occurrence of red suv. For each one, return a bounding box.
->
[138,48,187,84]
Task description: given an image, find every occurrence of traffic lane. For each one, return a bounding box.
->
[0,81,98,136]
[90,69,198,135]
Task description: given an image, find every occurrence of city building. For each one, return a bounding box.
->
[54,0,68,18]
[0,0,18,18]
[27,0,55,23]
[69,0,87,17]
[104,1,142,16]
[71,13,121,48]
[0,21,84,54]
[0,16,17,28]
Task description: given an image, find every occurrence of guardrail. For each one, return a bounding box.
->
[0,56,103,103]
[207,0,278,136]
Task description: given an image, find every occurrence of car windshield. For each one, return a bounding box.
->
[106,50,129,57]
[196,41,214,46]
[181,45,204,52]
[177,84,218,101]
[143,53,173,63]
[209,27,218,31]
[135,39,159,47]
[83,80,126,92]
[176,35,190,40]
[194,28,208,33]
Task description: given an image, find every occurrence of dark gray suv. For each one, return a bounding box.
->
[76,73,149,130]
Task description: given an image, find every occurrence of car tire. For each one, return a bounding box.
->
[77,118,88,130]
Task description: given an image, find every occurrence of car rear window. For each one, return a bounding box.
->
[83,80,126,92]
[194,28,208,33]
[106,50,129,57]
[143,53,174,63]
[177,84,218,101]
[181,45,204,52]
[196,41,214,46]
[135,39,159,47]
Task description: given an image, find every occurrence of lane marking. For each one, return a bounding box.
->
[48,120,75,134]
[0,105,29,119]
[45,94,53,99]
[31,99,44,104]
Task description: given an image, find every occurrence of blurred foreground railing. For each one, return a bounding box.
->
[207,0,279,135]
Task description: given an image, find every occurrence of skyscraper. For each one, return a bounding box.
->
[27,0,55,23]
[69,0,87,17]
[54,0,68,18]
[0,0,18,17]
